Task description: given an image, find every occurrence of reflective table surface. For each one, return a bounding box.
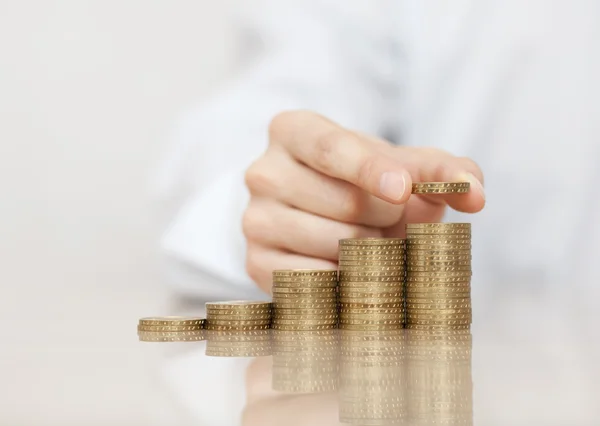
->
[138,324,600,425]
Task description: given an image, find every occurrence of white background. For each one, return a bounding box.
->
[0,1,239,424]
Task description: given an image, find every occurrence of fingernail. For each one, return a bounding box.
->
[463,173,485,201]
[379,172,406,201]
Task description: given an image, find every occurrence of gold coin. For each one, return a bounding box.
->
[205,324,271,331]
[339,290,403,298]
[273,312,338,319]
[206,319,270,327]
[271,324,337,331]
[339,281,403,289]
[272,281,337,289]
[274,301,338,308]
[406,230,471,237]
[411,182,470,194]
[340,286,403,294]
[272,287,337,294]
[137,324,202,332]
[339,270,404,278]
[339,248,405,254]
[406,222,470,229]
[339,238,404,245]
[406,238,472,246]
[339,320,403,327]
[274,318,338,325]
[339,324,403,331]
[272,269,338,277]
[406,245,472,251]
[205,301,272,310]
[405,287,471,294]
[205,309,271,317]
[273,308,338,315]
[339,307,404,314]
[339,302,404,309]
[207,314,272,321]
[138,317,205,327]
[338,260,405,266]
[406,229,471,236]
[340,312,404,320]
[339,277,404,284]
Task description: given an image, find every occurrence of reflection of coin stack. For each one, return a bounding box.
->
[339,330,406,425]
[338,239,405,331]
[205,301,272,331]
[271,330,339,393]
[272,270,338,331]
[137,317,205,342]
[205,330,272,357]
[405,224,472,330]
[405,330,473,425]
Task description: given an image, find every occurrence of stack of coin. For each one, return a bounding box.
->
[338,238,405,331]
[137,316,205,342]
[405,330,473,425]
[205,301,272,331]
[205,330,272,357]
[338,330,406,424]
[271,330,339,393]
[271,270,338,331]
[405,223,472,330]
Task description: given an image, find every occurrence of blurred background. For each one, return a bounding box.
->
[0,1,240,424]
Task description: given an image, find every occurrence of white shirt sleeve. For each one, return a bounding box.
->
[156,0,399,300]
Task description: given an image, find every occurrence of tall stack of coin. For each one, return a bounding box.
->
[405,330,473,425]
[205,330,272,357]
[205,301,272,331]
[338,238,405,331]
[405,223,472,330]
[338,330,406,424]
[271,330,339,393]
[271,270,338,331]
[137,317,205,342]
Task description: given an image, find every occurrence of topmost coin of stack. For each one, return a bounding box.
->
[271,270,338,331]
[338,238,405,331]
[404,223,472,330]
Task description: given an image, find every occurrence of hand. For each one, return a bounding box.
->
[243,111,485,292]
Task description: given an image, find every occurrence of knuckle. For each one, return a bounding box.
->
[459,157,484,179]
[338,188,364,223]
[244,246,263,283]
[421,146,451,157]
[268,110,315,142]
[313,129,344,172]
[244,158,276,195]
[356,154,379,188]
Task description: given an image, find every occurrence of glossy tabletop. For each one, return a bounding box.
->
[138,322,600,426]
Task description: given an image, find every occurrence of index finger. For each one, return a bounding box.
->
[269,111,413,204]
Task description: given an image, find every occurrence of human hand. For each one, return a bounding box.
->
[243,111,485,292]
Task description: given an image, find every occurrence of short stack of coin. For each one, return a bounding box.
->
[271,270,338,331]
[205,301,272,331]
[338,330,406,424]
[271,330,339,393]
[205,330,272,357]
[405,330,473,425]
[405,223,472,330]
[338,238,405,331]
[137,317,205,342]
